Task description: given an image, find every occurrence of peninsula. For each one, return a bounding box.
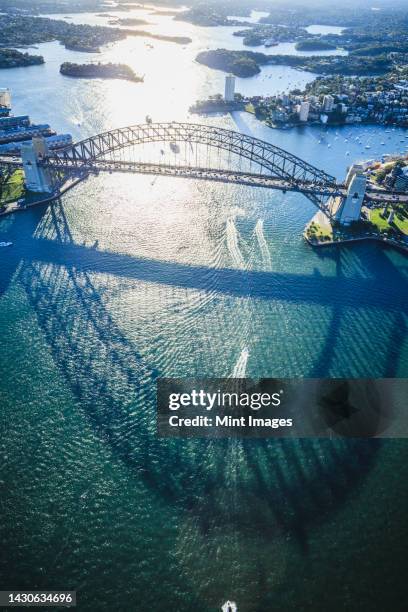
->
[0,48,44,69]
[108,18,150,27]
[0,14,191,54]
[196,49,393,78]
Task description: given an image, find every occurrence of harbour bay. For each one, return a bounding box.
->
[0,6,407,611]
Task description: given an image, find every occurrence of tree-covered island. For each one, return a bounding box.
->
[0,48,44,69]
[60,62,143,82]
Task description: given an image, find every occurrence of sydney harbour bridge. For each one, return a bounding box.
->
[0,122,401,218]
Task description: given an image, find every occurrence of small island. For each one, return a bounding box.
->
[60,62,143,82]
[125,29,192,45]
[295,39,338,51]
[108,18,150,27]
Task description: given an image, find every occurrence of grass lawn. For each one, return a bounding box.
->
[370,207,408,236]
[0,169,25,206]
[306,220,333,241]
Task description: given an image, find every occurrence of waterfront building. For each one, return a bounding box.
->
[0,115,30,130]
[0,133,72,155]
[323,95,334,112]
[0,124,54,144]
[298,101,310,122]
[224,75,235,102]
[0,88,11,111]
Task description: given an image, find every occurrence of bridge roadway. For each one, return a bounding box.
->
[42,158,344,197]
[1,119,408,209]
[2,154,408,206]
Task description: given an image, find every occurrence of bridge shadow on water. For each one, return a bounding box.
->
[28,237,406,312]
[310,245,407,378]
[6,199,407,549]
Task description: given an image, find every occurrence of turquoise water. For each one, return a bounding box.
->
[0,10,408,612]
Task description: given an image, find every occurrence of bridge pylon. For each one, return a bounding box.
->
[21,137,54,193]
[334,165,367,225]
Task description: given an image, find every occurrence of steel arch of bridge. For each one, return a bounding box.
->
[47,122,340,211]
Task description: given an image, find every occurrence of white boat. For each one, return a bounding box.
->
[0,241,12,247]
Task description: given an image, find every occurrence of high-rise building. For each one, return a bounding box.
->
[322,94,334,112]
[0,88,11,111]
[298,101,310,122]
[224,75,235,102]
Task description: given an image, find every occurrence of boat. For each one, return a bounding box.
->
[0,241,12,247]
[365,145,371,149]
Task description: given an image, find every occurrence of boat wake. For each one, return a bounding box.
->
[226,217,245,268]
[231,347,250,378]
[254,219,271,268]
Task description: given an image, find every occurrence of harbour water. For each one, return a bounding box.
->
[0,9,408,612]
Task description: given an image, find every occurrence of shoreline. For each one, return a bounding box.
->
[304,217,408,254]
[0,175,85,218]
[305,233,408,254]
